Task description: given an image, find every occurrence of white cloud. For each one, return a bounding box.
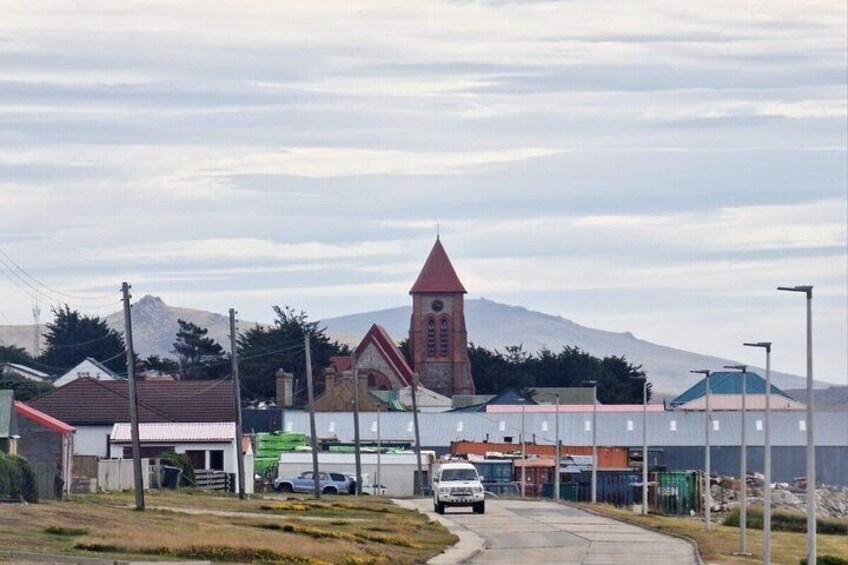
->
[98,238,409,264]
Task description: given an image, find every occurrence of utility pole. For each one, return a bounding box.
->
[121,282,144,511]
[641,379,648,515]
[376,407,382,495]
[229,308,246,500]
[411,373,424,496]
[554,394,561,501]
[351,352,362,496]
[304,333,320,499]
[520,400,526,497]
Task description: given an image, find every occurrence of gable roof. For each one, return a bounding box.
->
[15,401,75,434]
[409,238,466,294]
[2,363,50,381]
[355,324,413,387]
[0,390,17,438]
[84,357,120,378]
[671,371,791,407]
[450,387,535,412]
[28,377,235,425]
[53,357,121,388]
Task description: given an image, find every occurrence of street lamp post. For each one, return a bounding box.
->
[778,285,815,565]
[690,369,712,530]
[583,380,598,503]
[631,376,649,515]
[521,399,526,498]
[744,341,773,565]
[554,394,561,502]
[725,364,749,556]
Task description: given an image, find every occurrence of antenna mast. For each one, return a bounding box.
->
[32,295,41,357]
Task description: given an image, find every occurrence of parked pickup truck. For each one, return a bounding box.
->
[274,471,351,495]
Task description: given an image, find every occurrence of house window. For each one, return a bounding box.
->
[185,450,206,470]
[426,319,436,357]
[209,450,224,471]
[439,318,449,357]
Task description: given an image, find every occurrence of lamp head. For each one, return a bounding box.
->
[689,369,711,376]
[777,285,813,295]
[743,341,772,352]
[723,364,747,372]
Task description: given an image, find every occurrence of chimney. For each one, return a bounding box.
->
[275,369,294,407]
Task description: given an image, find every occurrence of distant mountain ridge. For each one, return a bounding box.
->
[0,295,822,395]
[320,298,817,395]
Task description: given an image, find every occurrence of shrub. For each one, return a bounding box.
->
[156,450,195,487]
[44,526,88,536]
[800,556,848,565]
[724,507,847,536]
[0,453,38,502]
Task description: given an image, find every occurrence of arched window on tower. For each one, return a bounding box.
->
[426,318,436,358]
[439,317,449,357]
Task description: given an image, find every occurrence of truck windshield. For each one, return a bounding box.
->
[441,469,478,481]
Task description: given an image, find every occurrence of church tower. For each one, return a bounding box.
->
[408,238,475,397]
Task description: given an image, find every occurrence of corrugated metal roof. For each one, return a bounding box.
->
[281,410,848,448]
[111,422,235,443]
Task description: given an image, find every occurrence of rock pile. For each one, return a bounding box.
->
[708,473,848,519]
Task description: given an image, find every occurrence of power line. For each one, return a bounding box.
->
[0,248,117,302]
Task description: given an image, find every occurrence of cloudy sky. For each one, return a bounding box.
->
[0,1,845,384]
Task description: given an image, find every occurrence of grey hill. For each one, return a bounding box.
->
[0,295,820,395]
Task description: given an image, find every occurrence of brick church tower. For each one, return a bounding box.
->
[408,238,475,397]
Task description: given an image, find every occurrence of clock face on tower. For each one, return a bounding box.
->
[431,299,444,312]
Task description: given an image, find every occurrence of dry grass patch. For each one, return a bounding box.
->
[574,503,848,565]
[0,491,456,565]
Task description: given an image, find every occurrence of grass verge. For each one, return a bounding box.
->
[574,502,848,565]
[0,490,456,564]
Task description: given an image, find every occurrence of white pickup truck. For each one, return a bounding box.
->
[432,462,485,514]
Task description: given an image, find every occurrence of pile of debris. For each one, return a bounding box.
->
[708,473,848,520]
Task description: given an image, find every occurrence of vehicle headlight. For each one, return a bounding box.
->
[439,487,450,494]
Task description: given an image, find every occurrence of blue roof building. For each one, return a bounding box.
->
[670,371,792,409]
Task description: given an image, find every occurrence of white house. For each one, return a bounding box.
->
[53,358,120,388]
[110,421,253,494]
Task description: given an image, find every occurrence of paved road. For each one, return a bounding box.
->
[409,499,699,565]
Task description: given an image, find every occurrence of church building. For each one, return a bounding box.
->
[313,237,474,411]
[408,237,475,397]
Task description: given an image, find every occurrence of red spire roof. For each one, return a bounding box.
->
[409,238,466,294]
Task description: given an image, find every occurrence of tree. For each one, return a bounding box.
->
[237,306,349,402]
[469,343,649,403]
[138,355,181,377]
[0,368,53,401]
[0,345,34,366]
[172,319,227,380]
[39,305,127,374]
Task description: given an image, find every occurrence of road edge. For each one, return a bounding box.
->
[561,502,705,565]
[391,498,487,564]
